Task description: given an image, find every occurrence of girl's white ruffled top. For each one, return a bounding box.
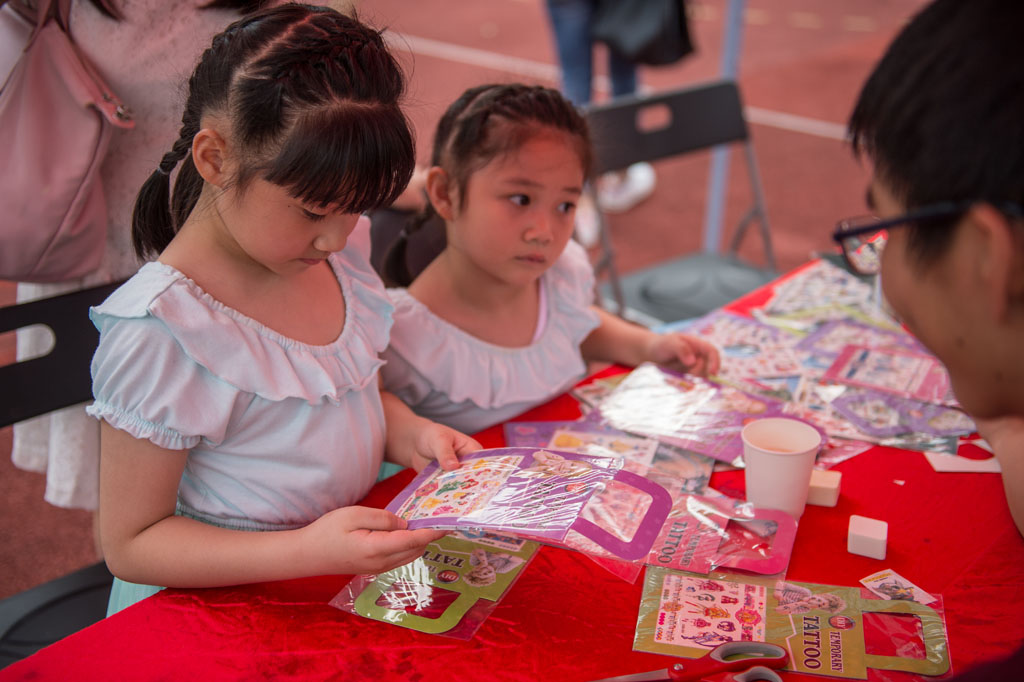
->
[86,222,391,531]
[380,239,601,435]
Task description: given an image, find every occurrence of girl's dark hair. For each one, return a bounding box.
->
[132,3,415,259]
[382,83,592,287]
[848,0,1024,266]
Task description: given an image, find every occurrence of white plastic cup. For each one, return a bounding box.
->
[741,417,822,519]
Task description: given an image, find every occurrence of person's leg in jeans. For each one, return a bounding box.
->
[544,0,595,106]
[607,49,637,100]
[600,38,655,213]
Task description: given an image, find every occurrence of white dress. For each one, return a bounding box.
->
[86,222,391,528]
[380,239,602,435]
[13,0,251,509]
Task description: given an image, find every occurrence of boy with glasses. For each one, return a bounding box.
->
[836,2,1023,674]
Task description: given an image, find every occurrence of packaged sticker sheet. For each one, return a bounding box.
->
[329,531,539,638]
[386,447,673,561]
[503,420,603,448]
[795,318,924,368]
[760,259,875,317]
[688,310,804,382]
[594,363,788,466]
[830,389,975,438]
[859,569,937,606]
[824,345,958,406]
[567,483,797,583]
[571,373,628,411]
[646,494,797,577]
[755,303,901,338]
[635,568,951,679]
[722,374,803,403]
[548,427,660,469]
[504,419,714,495]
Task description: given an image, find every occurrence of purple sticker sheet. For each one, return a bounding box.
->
[760,259,874,317]
[689,311,803,381]
[505,418,714,497]
[824,345,958,406]
[503,419,623,449]
[830,389,976,438]
[795,318,923,366]
[594,363,787,466]
[386,447,674,561]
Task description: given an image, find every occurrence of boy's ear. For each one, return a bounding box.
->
[191,128,229,187]
[967,203,1024,321]
[425,167,456,220]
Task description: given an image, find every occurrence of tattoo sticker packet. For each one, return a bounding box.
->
[329,531,539,638]
[635,567,951,679]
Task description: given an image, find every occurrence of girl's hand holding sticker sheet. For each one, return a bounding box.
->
[330,531,540,639]
[386,447,673,561]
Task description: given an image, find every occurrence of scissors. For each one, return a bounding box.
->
[591,642,788,682]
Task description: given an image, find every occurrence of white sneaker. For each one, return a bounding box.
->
[574,190,601,247]
[597,162,656,213]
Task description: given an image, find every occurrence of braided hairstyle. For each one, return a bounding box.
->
[382,83,592,287]
[132,3,415,260]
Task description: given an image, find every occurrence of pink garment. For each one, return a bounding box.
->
[13,0,253,510]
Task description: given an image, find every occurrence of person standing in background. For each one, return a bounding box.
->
[10,0,295,541]
[543,0,656,244]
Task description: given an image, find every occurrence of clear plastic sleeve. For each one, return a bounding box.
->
[592,363,790,466]
[560,479,797,584]
[635,566,951,680]
[328,531,540,639]
[385,447,673,562]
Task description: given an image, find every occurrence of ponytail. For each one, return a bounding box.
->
[131,124,200,260]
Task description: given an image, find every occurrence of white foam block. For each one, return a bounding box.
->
[807,469,841,507]
[848,515,887,560]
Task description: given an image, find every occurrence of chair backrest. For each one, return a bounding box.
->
[367,207,446,286]
[0,280,124,429]
[586,80,749,174]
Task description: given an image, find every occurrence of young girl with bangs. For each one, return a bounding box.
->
[380,83,720,436]
[87,4,479,613]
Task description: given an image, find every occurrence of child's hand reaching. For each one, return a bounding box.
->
[381,391,481,472]
[405,418,481,472]
[645,332,722,377]
[301,506,448,575]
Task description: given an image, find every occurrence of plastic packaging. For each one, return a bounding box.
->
[635,566,951,679]
[385,447,673,561]
[559,479,797,585]
[593,363,789,466]
[329,531,539,639]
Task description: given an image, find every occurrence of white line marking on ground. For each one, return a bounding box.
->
[388,32,848,141]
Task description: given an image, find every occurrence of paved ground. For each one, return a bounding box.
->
[0,0,929,600]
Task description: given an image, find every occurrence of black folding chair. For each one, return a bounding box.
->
[586,80,777,323]
[0,280,124,668]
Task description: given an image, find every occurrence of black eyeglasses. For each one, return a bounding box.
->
[832,201,974,275]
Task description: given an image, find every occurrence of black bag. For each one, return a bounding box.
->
[591,0,694,66]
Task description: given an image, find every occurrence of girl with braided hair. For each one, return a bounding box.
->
[378,83,720,436]
[87,3,479,614]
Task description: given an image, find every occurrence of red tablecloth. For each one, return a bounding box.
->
[5,263,1022,681]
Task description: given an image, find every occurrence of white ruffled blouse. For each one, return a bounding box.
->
[86,233,392,530]
[380,239,601,435]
